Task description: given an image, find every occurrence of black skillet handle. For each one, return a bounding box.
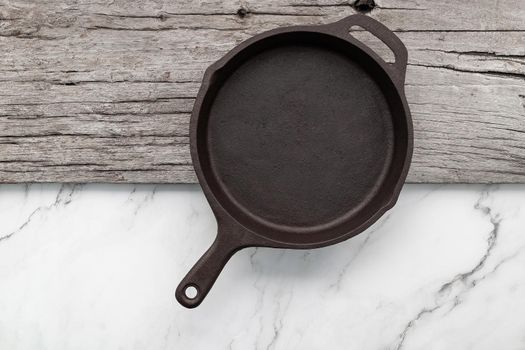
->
[176,221,247,308]
[328,15,408,88]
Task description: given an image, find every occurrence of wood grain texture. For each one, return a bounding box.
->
[0,0,524,183]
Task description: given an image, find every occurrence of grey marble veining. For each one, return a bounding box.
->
[0,184,524,349]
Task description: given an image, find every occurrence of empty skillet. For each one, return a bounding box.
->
[176,14,413,308]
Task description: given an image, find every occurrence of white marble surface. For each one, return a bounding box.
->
[0,184,524,350]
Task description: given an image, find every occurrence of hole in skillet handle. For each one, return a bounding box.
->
[348,25,395,63]
[176,282,202,308]
[184,285,199,299]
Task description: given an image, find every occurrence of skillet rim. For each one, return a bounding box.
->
[190,17,414,249]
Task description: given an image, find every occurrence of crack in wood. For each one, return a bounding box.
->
[417,48,525,59]
[377,6,427,11]
[408,63,525,80]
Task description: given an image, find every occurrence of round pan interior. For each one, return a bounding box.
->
[196,31,410,246]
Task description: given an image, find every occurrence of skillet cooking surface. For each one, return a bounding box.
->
[202,38,399,234]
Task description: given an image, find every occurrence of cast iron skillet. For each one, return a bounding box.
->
[176,14,413,308]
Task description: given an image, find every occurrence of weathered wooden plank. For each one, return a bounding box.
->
[0,0,524,183]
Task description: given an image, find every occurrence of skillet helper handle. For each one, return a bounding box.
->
[176,225,242,308]
[332,14,408,87]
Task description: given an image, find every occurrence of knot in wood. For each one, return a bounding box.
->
[236,7,249,18]
[352,0,376,13]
